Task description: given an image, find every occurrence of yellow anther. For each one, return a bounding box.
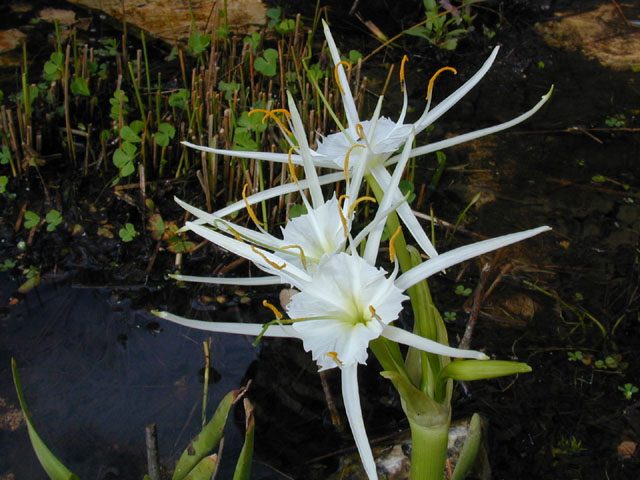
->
[327,351,343,365]
[333,60,351,95]
[400,55,409,89]
[287,147,299,185]
[281,244,307,269]
[344,144,365,183]
[369,305,382,321]
[355,123,366,142]
[262,300,283,320]
[338,194,350,238]
[389,225,402,262]
[249,108,292,135]
[243,184,264,227]
[426,66,457,100]
[348,196,376,218]
[251,245,286,270]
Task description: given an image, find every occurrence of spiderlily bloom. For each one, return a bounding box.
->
[183,20,553,260]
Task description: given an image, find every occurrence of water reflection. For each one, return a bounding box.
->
[0,272,276,479]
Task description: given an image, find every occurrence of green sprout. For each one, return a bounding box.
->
[0,259,16,271]
[119,223,138,242]
[567,351,583,362]
[45,209,63,232]
[618,383,638,400]
[455,284,472,297]
[444,311,457,323]
[24,211,41,229]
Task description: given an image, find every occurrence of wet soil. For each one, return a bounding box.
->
[1,1,639,479]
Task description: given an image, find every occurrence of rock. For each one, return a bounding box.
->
[67,0,267,45]
[535,3,640,71]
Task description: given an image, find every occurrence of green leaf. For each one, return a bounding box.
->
[437,360,532,388]
[45,209,63,232]
[0,145,11,164]
[24,211,41,229]
[70,77,90,96]
[275,18,295,35]
[450,413,483,480]
[188,32,211,56]
[0,175,8,194]
[147,214,166,240]
[288,204,307,219]
[156,122,176,147]
[232,129,258,151]
[254,49,279,77]
[120,126,142,143]
[119,222,138,242]
[168,89,190,109]
[232,399,255,480]
[183,455,218,480]
[172,388,245,480]
[11,359,80,480]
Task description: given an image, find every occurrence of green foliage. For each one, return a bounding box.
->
[168,89,190,109]
[113,141,137,177]
[24,211,41,229]
[398,180,416,203]
[119,222,138,242]
[187,32,212,56]
[43,51,64,81]
[120,124,142,143]
[243,32,262,54]
[605,113,626,128]
[567,350,584,362]
[155,122,176,147]
[254,48,279,77]
[97,38,118,57]
[288,204,307,219]
[0,175,8,194]
[0,258,16,271]
[11,359,80,480]
[618,383,638,400]
[455,284,472,297]
[443,311,456,323]
[218,81,239,101]
[109,89,129,121]
[45,209,63,232]
[70,78,90,96]
[404,0,474,50]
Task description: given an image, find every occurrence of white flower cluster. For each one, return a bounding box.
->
[155,21,552,480]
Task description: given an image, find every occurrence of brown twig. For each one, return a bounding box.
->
[459,262,491,350]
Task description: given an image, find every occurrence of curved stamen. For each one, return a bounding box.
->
[333,60,351,95]
[262,299,284,320]
[355,123,366,142]
[251,245,286,270]
[287,146,300,185]
[243,184,264,227]
[281,244,307,269]
[338,194,350,238]
[348,196,376,218]
[327,351,343,366]
[368,305,382,322]
[400,55,409,91]
[389,225,402,262]
[344,144,366,182]
[426,66,458,100]
[249,108,293,135]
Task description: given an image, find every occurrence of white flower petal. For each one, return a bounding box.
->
[395,226,551,291]
[341,363,378,480]
[382,325,488,359]
[169,274,281,286]
[152,310,299,338]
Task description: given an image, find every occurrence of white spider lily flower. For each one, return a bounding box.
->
[154,223,550,480]
[182,21,552,261]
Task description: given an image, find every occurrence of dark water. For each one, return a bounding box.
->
[0,272,279,479]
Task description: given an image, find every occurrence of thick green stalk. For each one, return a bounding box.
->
[407,416,450,480]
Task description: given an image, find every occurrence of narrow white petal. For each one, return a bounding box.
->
[170,274,281,286]
[152,310,299,338]
[341,363,378,480]
[287,92,324,208]
[382,325,488,359]
[395,226,551,291]
[210,172,345,219]
[322,20,360,127]
[415,46,500,133]
[182,141,294,163]
[370,167,439,259]
[403,85,555,161]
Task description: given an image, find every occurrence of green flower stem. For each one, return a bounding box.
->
[407,416,450,480]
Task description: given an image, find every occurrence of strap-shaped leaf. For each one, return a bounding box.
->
[232,398,255,480]
[11,358,80,480]
[172,386,247,480]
